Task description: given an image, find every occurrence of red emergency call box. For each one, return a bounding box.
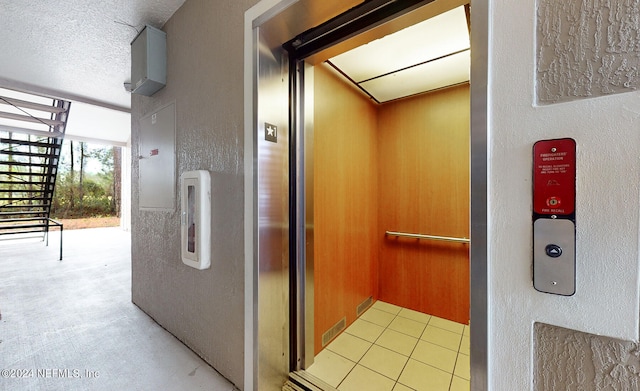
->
[532,138,576,296]
[533,138,576,218]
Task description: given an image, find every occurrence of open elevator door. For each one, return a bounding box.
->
[282,1,469,386]
[248,1,487,390]
[248,0,489,389]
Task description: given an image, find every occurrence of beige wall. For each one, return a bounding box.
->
[130,0,258,388]
[534,323,640,390]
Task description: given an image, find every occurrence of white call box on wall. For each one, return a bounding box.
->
[181,170,211,270]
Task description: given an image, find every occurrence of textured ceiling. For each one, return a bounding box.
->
[0,0,185,111]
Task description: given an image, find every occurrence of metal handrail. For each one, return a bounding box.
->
[46,218,63,261]
[385,230,470,243]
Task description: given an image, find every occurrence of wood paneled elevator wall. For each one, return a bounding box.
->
[313,63,469,355]
[377,84,470,324]
[313,64,379,355]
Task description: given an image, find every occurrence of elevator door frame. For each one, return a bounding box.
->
[244,0,489,390]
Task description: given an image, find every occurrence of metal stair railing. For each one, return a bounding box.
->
[0,93,70,261]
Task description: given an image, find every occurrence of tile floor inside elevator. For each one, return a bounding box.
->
[307,301,469,391]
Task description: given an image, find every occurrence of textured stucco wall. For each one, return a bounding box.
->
[491,0,640,389]
[534,323,640,390]
[130,0,258,389]
[537,0,640,104]
[129,0,640,389]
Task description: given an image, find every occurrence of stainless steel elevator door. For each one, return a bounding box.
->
[256,27,290,391]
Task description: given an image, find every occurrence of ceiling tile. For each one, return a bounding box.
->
[359,49,470,103]
[329,6,469,83]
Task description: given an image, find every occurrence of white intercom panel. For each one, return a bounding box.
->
[180,170,211,270]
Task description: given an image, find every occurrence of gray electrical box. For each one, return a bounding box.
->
[131,25,166,96]
[139,102,176,210]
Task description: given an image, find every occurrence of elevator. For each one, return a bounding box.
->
[302,62,470,389]
[244,1,488,390]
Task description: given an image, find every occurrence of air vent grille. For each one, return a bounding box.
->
[321,317,346,347]
[356,296,373,317]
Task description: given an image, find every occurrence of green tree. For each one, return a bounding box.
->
[51,141,120,219]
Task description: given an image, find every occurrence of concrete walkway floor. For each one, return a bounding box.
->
[0,227,237,391]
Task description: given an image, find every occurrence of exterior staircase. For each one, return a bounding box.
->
[0,92,71,260]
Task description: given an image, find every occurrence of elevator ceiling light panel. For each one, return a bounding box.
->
[328,6,470,103]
